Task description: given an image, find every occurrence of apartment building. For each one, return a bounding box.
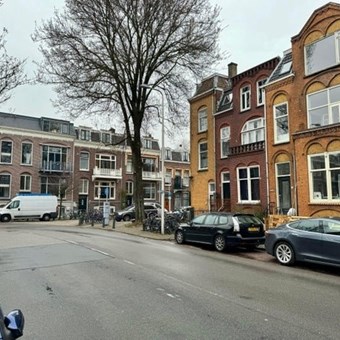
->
[215,58,279,215]
[188,74,228,213]
[0,112,190,215]
[265,2,340,217]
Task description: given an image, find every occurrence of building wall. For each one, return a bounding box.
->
[266,3,340,217]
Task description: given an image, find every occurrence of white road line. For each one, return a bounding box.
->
[124,260,135,265]
[89,248,110,256]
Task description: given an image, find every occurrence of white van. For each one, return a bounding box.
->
[0,194,58,222]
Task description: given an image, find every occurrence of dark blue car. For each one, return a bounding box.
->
[175,212,265,252]
[265,217,340,267]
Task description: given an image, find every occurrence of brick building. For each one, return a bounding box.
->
[265,2,340,216]
[0,112,190,216]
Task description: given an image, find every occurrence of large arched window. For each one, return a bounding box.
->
[241,118,264,145]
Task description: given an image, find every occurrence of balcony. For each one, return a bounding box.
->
[229,141,265,155]
[142,171,162,181]
[92,166,122,180]
[40,161,72,173]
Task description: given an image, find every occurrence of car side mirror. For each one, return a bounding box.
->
[4,309,24,338]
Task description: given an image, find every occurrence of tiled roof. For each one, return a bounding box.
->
[267,50,292,83]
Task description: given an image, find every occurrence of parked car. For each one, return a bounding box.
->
[0,306,24,339]
[174,212,265,252]
[115,203,165,222]
[265,217,340,267]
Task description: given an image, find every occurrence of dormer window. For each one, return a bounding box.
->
[80,129,91,141]
[165,149,172,160]
[101,132,111,144]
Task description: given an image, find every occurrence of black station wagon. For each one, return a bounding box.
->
[175,212,265,251]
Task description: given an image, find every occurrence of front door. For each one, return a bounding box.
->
[278,177,291,214]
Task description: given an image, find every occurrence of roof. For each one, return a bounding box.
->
[267,50,293,83]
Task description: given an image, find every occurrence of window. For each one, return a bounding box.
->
[241,118,264,144]
[80,152,89,170]
[0,174,11,198]
[94,181,115,199]
[143,182,156,200]
[42,120,70,134]
[221,172,230,200]
[198,141,208,170]
[220,126,230,158]
[165,169,172,184]
[142,157,156,172]
[305,31,340,75]
[0,140,12,164]
[240,85,250,111]
[165,149,172,160]
[182,151,189,162]
[127,156,133,173]
[101,133,111,144]
[21,142,32,165]
[143,139,152,149]
[79,179,89,194]
[257,78,267,106]
[20,174,31,192]
[183,170,190,187]
[42,145,68,171]
[198,108,207,132]
[95,154,116,170]
[274,103,289,143]
[40,176,66,196]
[237,166,260,202]
[309,152,340,201]
[80,129,91,141]
[126,181,133,195]
[307,85,340,128]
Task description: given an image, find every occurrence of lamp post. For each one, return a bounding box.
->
[140,84,165,234]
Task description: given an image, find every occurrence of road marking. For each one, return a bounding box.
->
[124,260,135,265]
[89,248,110,256]
[65,240,78,245]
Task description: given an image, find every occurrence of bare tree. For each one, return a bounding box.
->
[0,2,26,103]
[33,0,223,221]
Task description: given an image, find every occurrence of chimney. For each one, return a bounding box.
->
[228,62,238,78]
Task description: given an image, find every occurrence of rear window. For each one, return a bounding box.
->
[235,215,262,224]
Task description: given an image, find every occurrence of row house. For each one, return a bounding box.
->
[189,2,340,218]
[0,112,190,215]
[188,74,228,214]
[215,58,279,215]
[266,2,340,217]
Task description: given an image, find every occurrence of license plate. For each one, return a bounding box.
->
[248,227,259,232]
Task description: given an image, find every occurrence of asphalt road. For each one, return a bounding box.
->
[0,222,339,339]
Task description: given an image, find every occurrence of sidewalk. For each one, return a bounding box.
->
[51,218,175,241]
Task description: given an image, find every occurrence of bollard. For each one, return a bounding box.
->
[112,217,115,229]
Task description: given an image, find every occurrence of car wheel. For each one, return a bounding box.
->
[123,215,131,222]
[42,214,51,221]
[214,234,226,252]
[274,242,295,266]
[175,230,185,244]
[1,214,11,222]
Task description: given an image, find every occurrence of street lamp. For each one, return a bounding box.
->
[140,84,165,234]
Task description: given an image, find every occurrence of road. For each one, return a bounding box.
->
[0,222,339,339]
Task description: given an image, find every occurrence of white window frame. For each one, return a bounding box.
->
[101,132,111,144]
[80,129,91,141]
[21,142,33,165]
[94,180,116,200]
[198,141,208,170]
[143,182,156,200]
[0,140,13,164]
[79,179,89,194]
[274,102,289,143]
[240,85,251,111]
[126,181,133,195]
[307,85,340,128]
[237,166,260,203]
[241,118,264,145]
[309,152,340,202]
[80,151,90,171]
[0,173,11,198]
[220,126,230,158]
[95,154,116,170]
[257,78,267,106]
[198,108,208,132]
[305,31,340,76]
[20,174,32,192]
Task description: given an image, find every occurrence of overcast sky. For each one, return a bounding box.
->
[0,0,332,137]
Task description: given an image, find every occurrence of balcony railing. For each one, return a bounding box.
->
[40,161,72,173]
[142,171,162,180]
[229,141,265,155]
[92,166,122,180]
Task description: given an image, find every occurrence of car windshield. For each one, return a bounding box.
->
[121,205,134,212]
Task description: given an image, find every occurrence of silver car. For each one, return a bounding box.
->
[265,217,340,267]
